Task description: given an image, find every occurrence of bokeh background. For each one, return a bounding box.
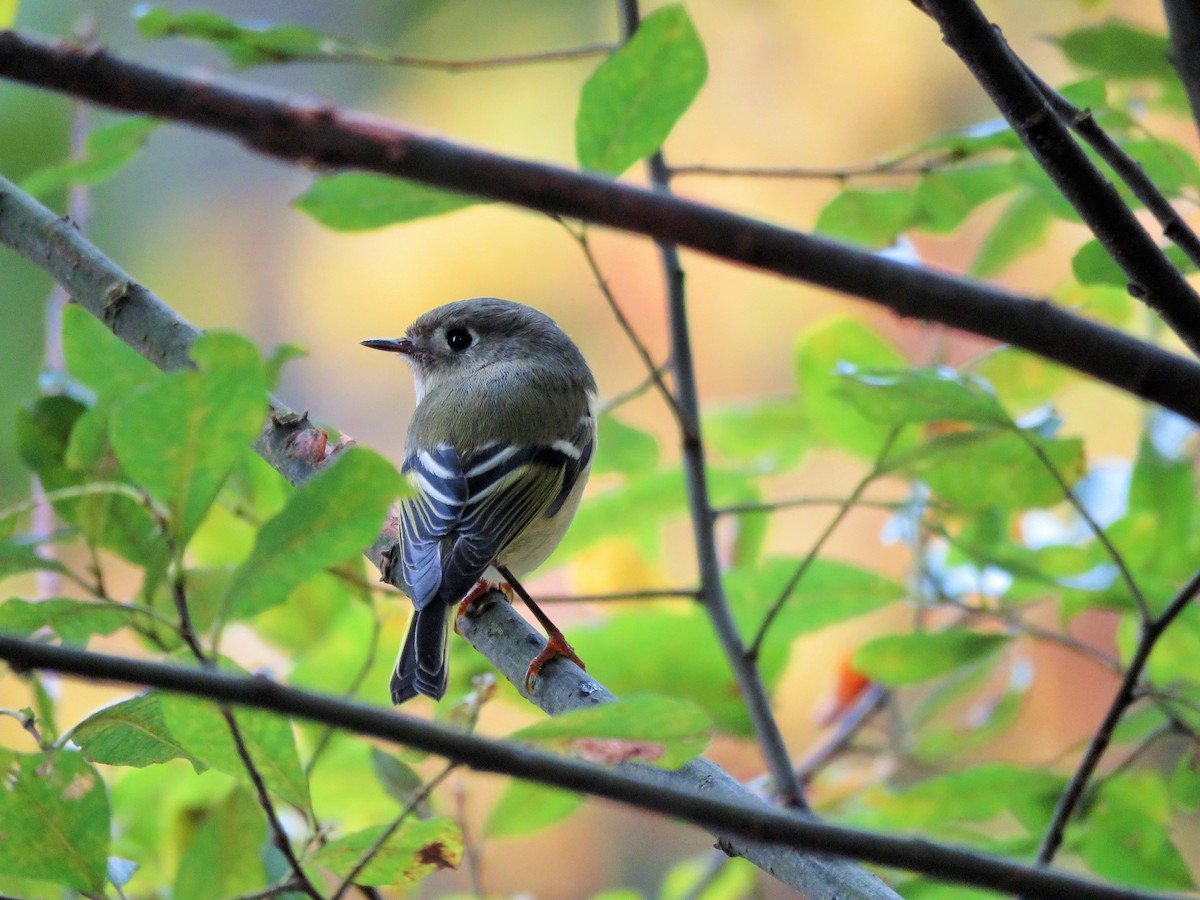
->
[1,0,1194,896]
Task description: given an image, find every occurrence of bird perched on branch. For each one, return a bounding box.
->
[363,298,597,704]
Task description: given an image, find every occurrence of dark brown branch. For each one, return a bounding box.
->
[1023,62,1200,271]
[2,32,1200,423]
[1035,566,1200,864]
[0,632,1179,900]
[917,1,1200,356]
[1163,0,1200,141]
[618,0,803,807]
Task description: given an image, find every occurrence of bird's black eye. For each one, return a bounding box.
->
[446,328,473,352]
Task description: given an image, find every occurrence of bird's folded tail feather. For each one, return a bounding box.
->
[391,604,452,704]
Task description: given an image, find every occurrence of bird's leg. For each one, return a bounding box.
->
[453,579,502,634]
[496,565,586,691]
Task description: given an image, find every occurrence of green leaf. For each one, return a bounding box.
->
[1171,751,1200,811]
[970,189,1051,277]
[17,395,166,569]
[795,317,909,459]
[0,0,18,28]
[835,367,1009,427]
[110,332,267,547]
[221,447,401,621]
[0,749,110,891]
[311,818,462,884]
[1121,137,1200,198]
[576,4,707,175]
[487,780,583,839]
[62,303,161,470]
[510,693,711,768]
[886,429,1084,509]
[704,398,810,470]
[0,540,69,580]
[135,6,390,68]
[661,856,757,900]
[174,788,267,900]
[20,118,160,198]
[159,693,310,810]
[854,631,1009,685]
[1079,772,1194,890]
[725,557,905,639]
[72,692,205,771]
[867,763,1063,831]
[814,189,916,247]
[594,413,659,476]
[570,606,788,736]
[0,598,136,646]
[295,174,484,231]
[369,747,427,810]
[912,164,1015,233]
[1072,238,1195,291]
[1071,239,1124,287]
[1055,21,1174,81]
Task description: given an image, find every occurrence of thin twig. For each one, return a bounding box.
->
[618,0,803,807]
[558,219,684,425]
[1013,427,1150,624]
[667,151,961,181]
[918,0,1200,357]
[228,878,307,900]
[599,361,673,414]
[1019,60,1200,271]
[749,429,901,658]
[796,685,890,784]
[1036,566,1200,864]
[304,601,382,777]
[165,552,321,900]
[716,495,931,517]
[331,764,456,900]
[536,587,699,603]
[254,44,616,72]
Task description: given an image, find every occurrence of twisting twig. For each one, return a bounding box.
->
[557,218,684,425]
[1160,1,1200,148]
[617,0,803,807]
[330,764,456,900]
[304,606,382,777]
[1018,61,1200,271]
[668,150,962,181]
[164,548,321,899]
[1036,566,1200,864]
[749,429,901,658]
[599,361,673,414]
[1012,427,1151,624]
[916,0,1200,357]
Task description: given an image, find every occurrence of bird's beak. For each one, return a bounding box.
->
[361,337,414,354]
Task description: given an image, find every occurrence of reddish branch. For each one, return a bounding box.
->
[2,31,1200,422]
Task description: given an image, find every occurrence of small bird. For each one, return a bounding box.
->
[363,298,597,704]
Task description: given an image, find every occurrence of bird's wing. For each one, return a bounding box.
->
[399,421,593,609]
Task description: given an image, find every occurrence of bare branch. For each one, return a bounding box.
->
[0,631,1180,900]
[1036,566,1200,864]
[1163,0,1200,141]
[1,34,1200,422]
[916,0,1200,356]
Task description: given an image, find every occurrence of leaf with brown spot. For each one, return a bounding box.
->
[311,817,462,885]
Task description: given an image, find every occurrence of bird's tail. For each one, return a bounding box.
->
[390,604,452,704]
